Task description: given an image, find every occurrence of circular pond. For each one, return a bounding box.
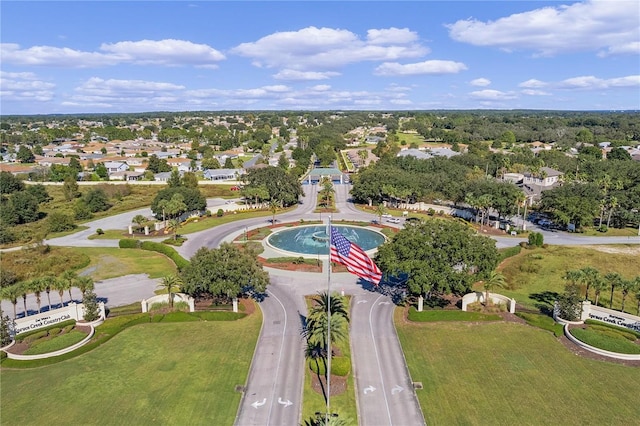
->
[267,225,385,255]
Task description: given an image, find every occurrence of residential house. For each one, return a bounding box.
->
[103,161,129,174]
[203,168,243,181]
[109,171,144,181]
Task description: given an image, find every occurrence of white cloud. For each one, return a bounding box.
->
[469,89,517,100]
[100,39,225,65]
[470,78,491,87]
[598,41,640,57]
[374,60,467,76]
[310,85,331,92]
[272,69,340,81]
[521,89,551,96]
[558,75,640,89]
[231,26,428,70]
[1,39,225,68]
[447,0,640,56]
[1,43,119,67]
[519,79,548,88]
[366,28,419,45]
[0,71,55,101]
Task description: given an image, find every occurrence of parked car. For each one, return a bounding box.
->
[387,217,401,224]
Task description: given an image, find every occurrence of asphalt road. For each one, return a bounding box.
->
[235,281,307,426]
[351,292,426,426]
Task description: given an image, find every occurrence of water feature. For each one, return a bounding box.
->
[266,225,385,255]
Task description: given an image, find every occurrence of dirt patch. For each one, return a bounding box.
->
[311,373,347,397]
[584,245,640,255]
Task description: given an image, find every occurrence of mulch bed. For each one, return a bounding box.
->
[311,373,347,396]
[258,257,322,273]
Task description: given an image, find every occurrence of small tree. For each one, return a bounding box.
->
[158,275,182,308]
[0,309,13,346]
[82,290,101,322]
[528,232,543,247]
[482,270,506,310]
[132,214,147,232]
[556,283,582,321]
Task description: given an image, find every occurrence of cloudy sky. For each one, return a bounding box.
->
[1,1,639,114]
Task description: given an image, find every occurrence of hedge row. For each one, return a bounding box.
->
[118,239,190,270]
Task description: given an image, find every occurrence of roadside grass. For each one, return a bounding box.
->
[75,247,177,280]
[493,245,640,314]
[1,309,261,425]
[179,208,294,234]
[0,246,90,281]
[407,307,501,322]
[395,310,640,425]
[46,225,90,239]
[579,226,639,237]
[514,312,564,337]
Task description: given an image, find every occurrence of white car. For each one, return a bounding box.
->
[387,217,401,224]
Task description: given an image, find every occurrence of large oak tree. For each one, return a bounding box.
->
[375,219,498,297]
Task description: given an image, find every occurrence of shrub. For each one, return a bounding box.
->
[96,228,104,235]
[331,356,351,376]
[216,208,224,217]
[22,330,49,344]
[293,257,305,264]
[528,232,544,247]
[150,302,169,312]
[498,245,522,262]
[83,290,101,322]
[515,312,564,337]
[140,241,190,270]
[309,359,326,375]
[119,238,141,248]
[48,327,62,337]
[174,301,190,312]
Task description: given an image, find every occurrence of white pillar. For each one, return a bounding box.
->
[580,300,591,321]
[144,226,149,235]
[417,295,424,312]
[233,298,238,313]
[141,299,148,313]
[128,225,133,235]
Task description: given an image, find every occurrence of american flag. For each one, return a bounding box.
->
[330,226,382,285]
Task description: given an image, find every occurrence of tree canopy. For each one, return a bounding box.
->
[375,219,498,296]
[243,166,302,207]
[180,243,269,299]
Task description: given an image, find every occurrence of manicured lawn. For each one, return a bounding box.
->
[493,245,640,314]
[407,307,501,322]
[75,247,177,280]
[395,309,640,425]
[1,311,262,425]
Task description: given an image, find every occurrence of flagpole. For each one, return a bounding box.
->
[326,217,332,423]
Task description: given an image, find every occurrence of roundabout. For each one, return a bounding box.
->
[265,224,386,256]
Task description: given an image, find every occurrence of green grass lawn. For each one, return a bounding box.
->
[395,309,640,425]
[1,311,262,425]
[493,245,640,315]
[75,247,177,280]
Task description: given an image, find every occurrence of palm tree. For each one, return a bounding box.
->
[41,275,56,311]
[167,218,181,241]
[158,274,182,308]
[76,276,95,297]
[374,203,388,224]
[61,270,78,304]
[605,196,618,229]
[132,214,147,232]
[564,269,584,297]
[604,272,621,309]
[1,285,21,319]
[29,278,47,313]
[18,282,29,317]
[618,278,637,313]
[304,341,328,402]
[591,275,607,307]
[312,292,349,323]
[56,277,71,307]
[269,199,280,224]
[578,266,599,301]
[482,270,506,310]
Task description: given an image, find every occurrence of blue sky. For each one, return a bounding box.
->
[1,1,639,114]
